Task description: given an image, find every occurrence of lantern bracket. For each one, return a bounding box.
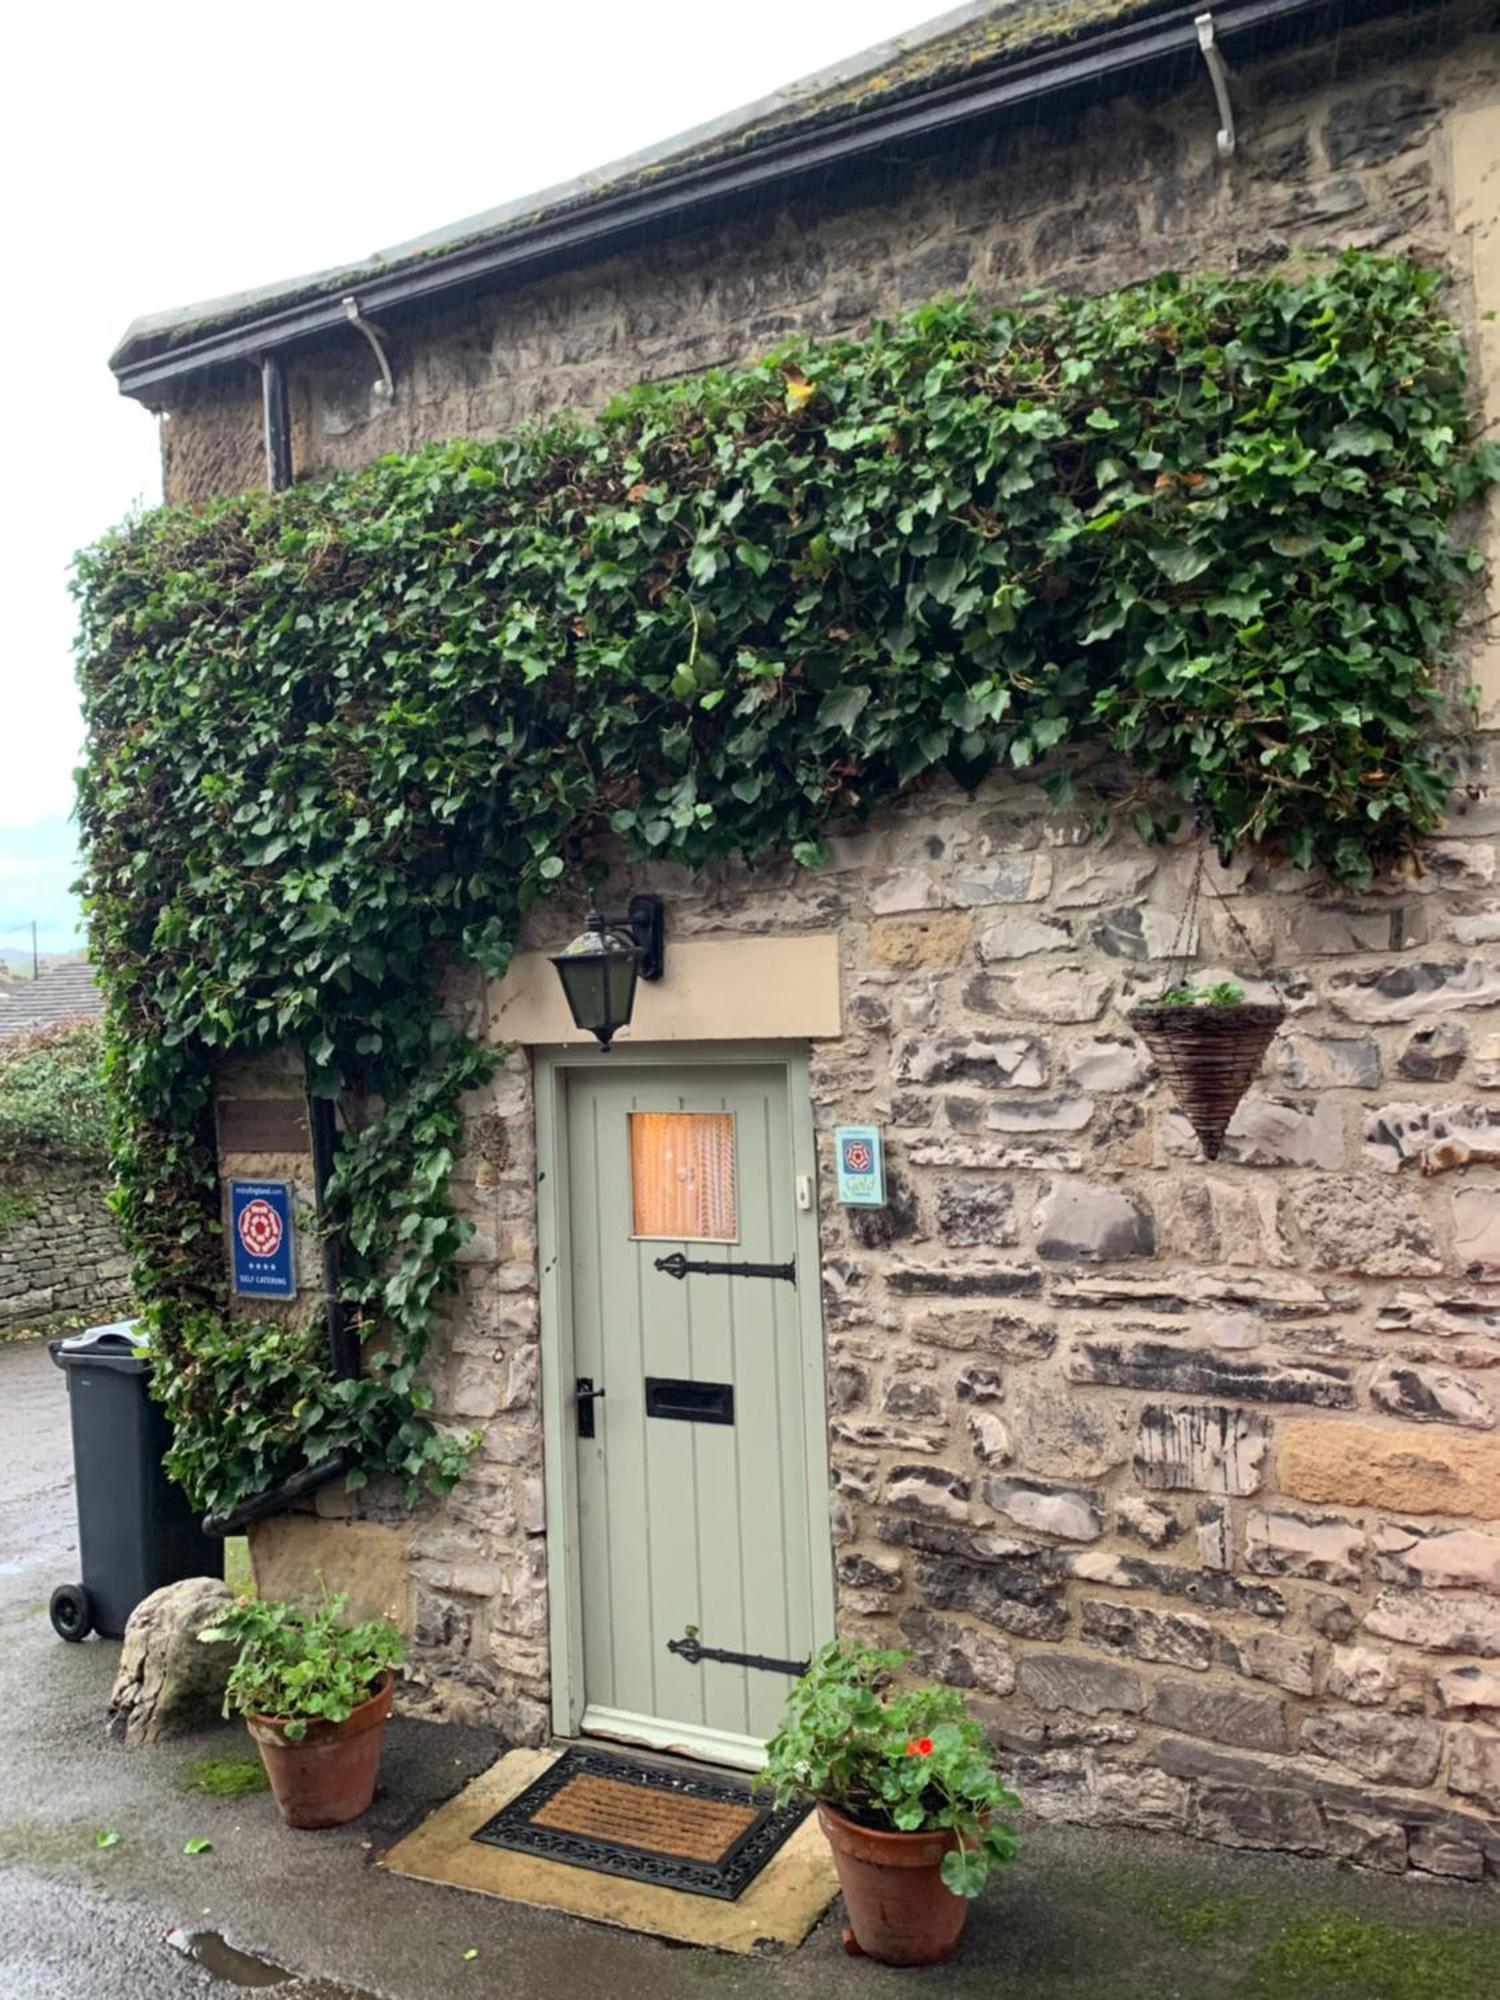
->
[593,893,664,981]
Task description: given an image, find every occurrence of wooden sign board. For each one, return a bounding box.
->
[217,1097,310,1155]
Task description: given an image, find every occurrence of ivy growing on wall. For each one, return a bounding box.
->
[74,253,1494,1516]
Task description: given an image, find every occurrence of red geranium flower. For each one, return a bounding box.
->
[906,1736,934,1756]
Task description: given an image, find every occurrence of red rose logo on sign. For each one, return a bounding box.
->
[237,1197,284,1259]
[842,1138,873,1174]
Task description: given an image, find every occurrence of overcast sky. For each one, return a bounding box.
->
[1,0,941,957]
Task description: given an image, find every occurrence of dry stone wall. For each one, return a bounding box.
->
[0,1174,130,1336]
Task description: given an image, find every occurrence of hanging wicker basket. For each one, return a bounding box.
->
[1129,999,1286,1161]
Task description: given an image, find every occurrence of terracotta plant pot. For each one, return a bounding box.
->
[817,1802,970,1966]
[247,1670,395,1829]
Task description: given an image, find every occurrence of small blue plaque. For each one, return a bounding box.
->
[834,1125,886,1207]
[230,1179,296,1298]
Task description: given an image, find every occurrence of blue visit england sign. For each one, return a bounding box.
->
[230,1179,296,1298]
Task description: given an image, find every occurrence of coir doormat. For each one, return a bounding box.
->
[470,1746,810,1901]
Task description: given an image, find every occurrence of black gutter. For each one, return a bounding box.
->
[203,1452,351,1537]
[113,0,1403,402]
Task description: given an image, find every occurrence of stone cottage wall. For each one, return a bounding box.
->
[381,758,1498,1879]
[0,1173,130,1336]
[166,0,1500,1874]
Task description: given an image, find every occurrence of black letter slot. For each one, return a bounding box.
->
[644,1376,735,1425]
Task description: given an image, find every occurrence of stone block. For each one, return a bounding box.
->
[914,1554,1069,1641]
[1221,1095,1344,1170]
[984,1475,1102,1542]
[1285,1178,1442,1276]
[1279,1420,1500,1517]
[885,1463,971,1521]
[1370,1365,1496,1430]
[1408,1826,1487,1880]
[1323,1645,1394,1711]
[1007,1377,1133,1480]
[935,1179,1018,1247]
[1437,1665,1500,1716]
[1148,1679,1290,1750]
[977,966,1115,1023]
[1068,1340,1354,1408]
[887,1260,1043,1300]
[894,1034,1046,1088]
[1320,1809,1407,1873]
[1034,1177,1155,1260]
[1397,1023,1467,1083]
[106,1578,236,1747]
[1327,959,1500,1025]
[985,1095,1094,1133]
[1276,1034,1381,1089]
[868,912,972,970]
[1089,905,1187,960]
[1052,856,1158,907]
[946,854,1053,906]
[1082,1599,1214,1671]
[836,1551,903,1593]
[1224,1630,1318,1697]
[1301,1708,1443,1788]
[1363,1589,1500,1656]
[1065,1037,1152,1091]
[1133,1404,1270,1496]
[882,1378,944,1421]
[1063,1551,1284,1620]
[967,1408,1012,1466]
[900,1609,1015,1695]
[1016,1654,1147,1716]
[1365,1101,1500,1175]
[1454,1186,1500,1277]
[1323,83,1436,168]
[1116,1496,1181,1548]
[977,915,1073,960]
[1087,1765,1192,1832]
[1245,1508,1364,1585]
[1191,1780,1326,1856]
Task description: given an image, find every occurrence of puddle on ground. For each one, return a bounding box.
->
[165,1928,292,1987]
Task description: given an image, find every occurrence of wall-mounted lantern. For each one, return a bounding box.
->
[549,893,665,1051]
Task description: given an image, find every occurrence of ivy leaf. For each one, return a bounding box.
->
[1144,540,1214,584]
[183,1837,213,1856]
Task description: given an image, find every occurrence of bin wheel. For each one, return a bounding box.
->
[50,1583,94,1642]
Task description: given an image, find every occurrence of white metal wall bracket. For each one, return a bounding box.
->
[1195,12,1236,159]
[341,297,396,401]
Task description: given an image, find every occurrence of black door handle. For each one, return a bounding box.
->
[576,1377,605,1438]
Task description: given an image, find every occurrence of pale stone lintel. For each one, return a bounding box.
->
[248,1515,412,1634]
[486,932,841,1045]
[1453,93,1500,729]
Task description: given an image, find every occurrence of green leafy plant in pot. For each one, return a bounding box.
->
[199,1592,404,1829]
[760,1640,1020,1966]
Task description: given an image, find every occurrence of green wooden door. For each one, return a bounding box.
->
[566,1062,821,1766]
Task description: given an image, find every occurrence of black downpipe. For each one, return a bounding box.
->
[310,1089,360,1383]
[261,353,293,492]
[203,372,359,1539]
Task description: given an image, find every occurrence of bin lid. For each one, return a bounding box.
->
[51,1320,146,1372]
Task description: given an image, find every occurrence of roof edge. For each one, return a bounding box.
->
[111,0,1399,403]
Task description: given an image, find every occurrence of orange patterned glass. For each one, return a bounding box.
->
[629,1111,738,1241]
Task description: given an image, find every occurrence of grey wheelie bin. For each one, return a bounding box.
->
[48,1321,222,1640]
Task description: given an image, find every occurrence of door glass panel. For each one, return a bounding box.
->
[629,1111,737,1241]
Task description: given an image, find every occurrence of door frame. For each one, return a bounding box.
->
[534,1040,836,1751]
